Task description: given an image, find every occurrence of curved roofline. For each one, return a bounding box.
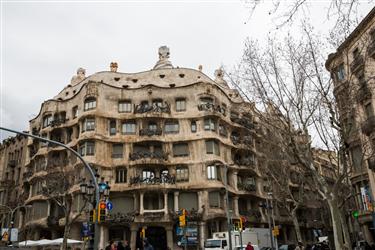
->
[30,78,244,123]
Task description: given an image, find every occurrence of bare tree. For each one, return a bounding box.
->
[41,153,87,250]
[229,26,356,248]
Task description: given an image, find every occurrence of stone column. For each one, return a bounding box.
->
[199,221,206,250]
[283,227,288,243]
[29,184,33,199]
[233,196,239,217]
[133,193,139,213]
[164,192,169,215]
[233,171,238,191]
[47,200,51,216]
[165,225,174,250]
[140,192,144,215]
[174,192,179,212]
[130,224,138,250]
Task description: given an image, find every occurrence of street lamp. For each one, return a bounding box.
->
[0,204,32,245]
[0,127,101,250]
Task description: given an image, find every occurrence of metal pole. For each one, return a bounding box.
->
[224,165,233,250]
[265,198,274,249]
[0,127,100,250]
[269,194,278,250]
[184,225,187,250]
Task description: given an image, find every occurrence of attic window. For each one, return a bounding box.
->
[114,77,120,81]
[58,98,63,101]
[132,79,138,83]
[122,85,129,89]
[65,92,69,96]
[67,84,72,87]
[159,74,165,79]
[197,76,201,79]
[169,84,176,88]
[73,90,76,94]
[179,74,185,78]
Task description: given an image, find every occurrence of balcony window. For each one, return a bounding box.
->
[83,118,95,131]
[42,115,53,128]
[207,165,219,180]
[122,121,136,134]
[176,98,186,112]
[173,143,189,157]
[219,124,227,136]
[152,99,163,107]
[142,170,155,181]
[336,64,345,81]
[200,97,213,105]
[176,166,189,182]
[109,119,116,135]
[191,121,197,133]
[79,141,95,156]
[115,168,127,183]
[160,169,169,183]
[148,122,157,131]
[204,118,216,131]
[72,106,79,118]
[112,144,123,158]
[206,140,220,156]
[84,97,96,111]
[209,191,221,208]
[119,100,132,113]
[165,121,179,134]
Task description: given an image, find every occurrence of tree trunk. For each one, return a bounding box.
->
[291,209,303,243]
[327,197,345,249]
[339,206,352,250]
[61,220,70,250]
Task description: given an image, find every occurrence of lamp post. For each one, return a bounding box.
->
[0,204,32,245]
[0,127,101,250]
[223,164,233,250]
[268,192,278,250]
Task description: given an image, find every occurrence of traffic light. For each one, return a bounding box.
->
[98,201,106,223]
[140,227,146,238]
[352,210,359,219]
[273,226,279,236]
[179,209,186,227]
[89,209,96,223]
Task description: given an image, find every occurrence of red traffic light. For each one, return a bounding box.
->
[99,202,106,209]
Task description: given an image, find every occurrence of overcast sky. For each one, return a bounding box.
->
[1,0,374,140]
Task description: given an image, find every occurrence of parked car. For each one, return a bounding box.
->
[260,247,275,250]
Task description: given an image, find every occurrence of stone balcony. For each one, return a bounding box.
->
[237,180,256,192]
[350,55,364,73]
[361,116,375,136]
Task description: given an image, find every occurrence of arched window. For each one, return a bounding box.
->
[84,97,96,111]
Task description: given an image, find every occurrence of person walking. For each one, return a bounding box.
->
[245,242,254,250]
[124,240,131,250]
[117,241,125,250]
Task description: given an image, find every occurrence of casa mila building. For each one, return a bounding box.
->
[0,46,325,250]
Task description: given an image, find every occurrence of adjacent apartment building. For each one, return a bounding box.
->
[0,46,328,249]
[326,7,375,244]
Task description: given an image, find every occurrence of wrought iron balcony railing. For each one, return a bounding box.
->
[238,180,256,192]
[197,103,226,115]
[139,128,163,136]
[134,103,170,114]
[130,174,176,185]
[129,151,168,161]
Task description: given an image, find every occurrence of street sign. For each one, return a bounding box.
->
[106,201,113,211]
[1,229,8,242]
[10,228,18,242]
